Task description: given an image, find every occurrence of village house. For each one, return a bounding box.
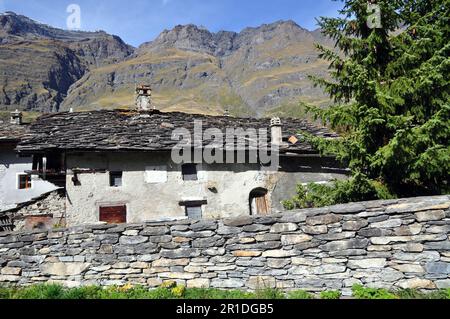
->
[11,88,348,229]
[0,111,60,231]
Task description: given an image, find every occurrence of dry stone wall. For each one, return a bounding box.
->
[0,195,449,295]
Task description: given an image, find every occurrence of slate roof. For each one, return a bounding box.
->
[16,109,338,154]
[0,121,29,143]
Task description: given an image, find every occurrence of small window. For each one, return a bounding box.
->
[179,200,207,220]
[186,206,202,220]
[110,171,123,187]
[18,174,32,190]
[99,205,127,224]
[182,164,198,181]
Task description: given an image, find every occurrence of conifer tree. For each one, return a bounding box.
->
[308,0,449,197]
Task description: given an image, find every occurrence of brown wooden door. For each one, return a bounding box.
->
[99,205,127,224]
[255,196,269,215]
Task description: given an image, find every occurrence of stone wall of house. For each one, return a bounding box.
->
[9,190,66,232]
[0,195,449,295]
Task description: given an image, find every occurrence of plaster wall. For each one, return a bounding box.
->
[65,152,348,226]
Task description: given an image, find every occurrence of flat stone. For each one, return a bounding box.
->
[190,220,217,231]
[270,223,298,233]
[370,219,402,228]
[255,234,281,242]
[262,249,298,258]
[302,225,328,235]
[342,220,368,231]
[424,241,450,250]
[371,234,446,245]
[267,259,290,268]
[330,203,365,214]
[291,257,321,266]
[367,245,391,252]
[316,232,355,241]
[391,264,425,273]
[1,267,22,275]
[187,278,210,288]
[397,278,436,289]
[425,262,450,274]
[306,214,342,226]
[279,212,307,223]
[0,275,20,282]
[347,258,387,269]
[281,234,312,245]
[239,237,256,244]
[415,210,446,222]
[312,264,347,274]
[40,262,91,276]
[435,279,450,289]
[223,217,253,227]
[211,278,244,288]
[426,225,450,233]
[395,224,422,236]
[247,276,276,290]
[152,258,190,267]
[393,251,441,262]
[160,248,200,259]
[380,269,404,282]
[159,272,196,280]
[233,251,262,257]
[242,224,270,232]
[119,236,148,245]
[204,248,226,256]
[217,225,241,235]
[123,230,139,236]
[321,239,369,251]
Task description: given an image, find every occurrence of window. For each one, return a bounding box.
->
[186,206,202,220]
[179,200,207,220]
[110,171,123,187]
[99,205,127,224]
[18,174,32,190]
[182,164,198,181]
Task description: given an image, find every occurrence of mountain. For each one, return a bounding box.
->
[0,12,134,112]
[0,13,334,117]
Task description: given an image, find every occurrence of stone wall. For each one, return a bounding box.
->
[0,195,449,295]
[7,190,66,232]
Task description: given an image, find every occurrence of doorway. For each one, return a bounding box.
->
[249,188,270,215]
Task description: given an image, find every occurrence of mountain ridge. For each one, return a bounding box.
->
[0,12,333,117]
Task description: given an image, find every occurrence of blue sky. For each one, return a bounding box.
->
[1,0,342,47]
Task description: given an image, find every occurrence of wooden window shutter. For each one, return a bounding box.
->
[99,205,127,224]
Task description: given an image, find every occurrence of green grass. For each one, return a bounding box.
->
[0,284,449,300]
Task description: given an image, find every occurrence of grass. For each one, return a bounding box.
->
[0,284,449,300]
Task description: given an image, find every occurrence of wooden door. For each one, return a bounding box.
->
[99,205,127,224]
[255,196,269,215]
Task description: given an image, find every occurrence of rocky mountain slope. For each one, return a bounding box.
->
[0,12,333,117]
[0,12,133,112]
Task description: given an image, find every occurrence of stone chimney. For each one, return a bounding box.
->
[270,117,282,145]
[135,84,153,111]
[10,109,23,125]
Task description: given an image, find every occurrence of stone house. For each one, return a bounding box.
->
[0,111,59,231]
[15,100,348,228]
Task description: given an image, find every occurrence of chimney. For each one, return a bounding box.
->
[270,117,282,145]
[135,84,154,111]
[10,109,23,125]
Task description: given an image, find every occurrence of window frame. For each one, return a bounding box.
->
[181,163,198,181]
[17,173,32,190]
[109,171,123,187]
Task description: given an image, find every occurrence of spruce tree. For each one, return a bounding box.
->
[307,0,449,197]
